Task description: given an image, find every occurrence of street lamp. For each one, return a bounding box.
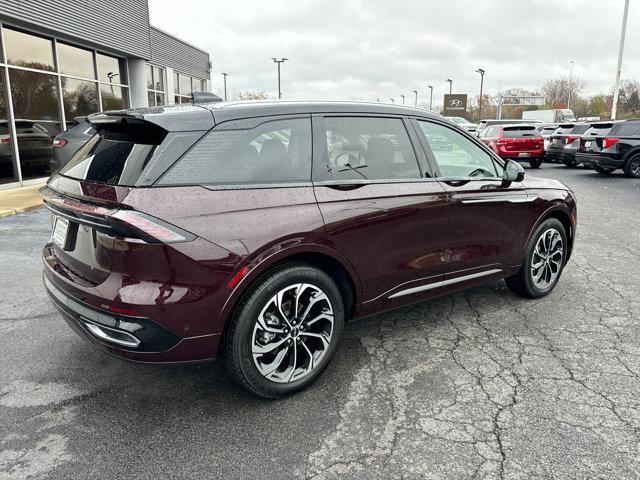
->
[445,78,453,95]
[612,0,629,120]
[475,68,485,122]
[427,85,433,110]
[413,90,418,107]
[271,57,289,99]
[106,71,118,96]
[390,98,395,103]
[400,94,405,105]
[221,72,228,101]
[567,62,574,109]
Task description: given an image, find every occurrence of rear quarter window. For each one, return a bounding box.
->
[157,117,312,186]
[502,126,539,138]
[609,123,640,137]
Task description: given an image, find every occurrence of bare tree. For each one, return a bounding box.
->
[542,77,584,107]
[237,90,269,101]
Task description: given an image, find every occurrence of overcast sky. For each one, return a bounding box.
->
[149,0,639,106]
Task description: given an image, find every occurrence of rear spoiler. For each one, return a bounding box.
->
[191,91,223,104]
[86,112,167,144]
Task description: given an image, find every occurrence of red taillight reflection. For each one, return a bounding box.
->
[602,137,620,149]
[0,135,10,144]
[565,136,578,144]
[228,266,250,288]
[101,304,143,317]
[53,138,67,148]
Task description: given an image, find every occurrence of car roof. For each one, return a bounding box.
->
[104,100,445,131]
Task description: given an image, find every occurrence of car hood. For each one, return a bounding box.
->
[522,176,569,191]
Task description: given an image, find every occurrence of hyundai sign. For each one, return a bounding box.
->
[442,94,468,116]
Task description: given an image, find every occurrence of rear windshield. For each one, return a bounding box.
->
[609,123,640,136]
[554,126,574,135]
[58,134,157,186]
[502,126,539,138]
[569,124,591,134]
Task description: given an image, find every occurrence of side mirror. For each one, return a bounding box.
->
[502,159,525,187]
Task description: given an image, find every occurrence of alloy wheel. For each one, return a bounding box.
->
[251,283,334,383]
[531,228,564,290]
[629,158,640,177]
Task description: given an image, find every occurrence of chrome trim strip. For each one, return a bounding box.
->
[461,196,535,204]
[388,268,503,299]
[83,320,140,348]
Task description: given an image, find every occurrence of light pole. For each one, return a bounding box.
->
[612,0,629,120]
[400,94,405,105]
[271,58,289,99]
[497,80,503,119]
[390,98,395,103]
[106,71,118,96]
[445,78,453,95]
[567,61,574,109]
[475,68,485,122]
[413,90,418,107]
[427,85,433,110]
[221,72,228,101]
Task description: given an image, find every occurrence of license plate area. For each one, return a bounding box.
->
[518,152,530,157]
[51,216,76,251]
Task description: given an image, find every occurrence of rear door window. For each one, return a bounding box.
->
[320,116,421,181]
[569,124,591,135]
[158,117,312,185]
[417,120,498,178]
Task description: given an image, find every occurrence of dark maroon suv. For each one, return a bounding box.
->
[41,101,577,397]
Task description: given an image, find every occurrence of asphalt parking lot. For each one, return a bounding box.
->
[1,164,639,480]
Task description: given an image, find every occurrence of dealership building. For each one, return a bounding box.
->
[0,0,212,188]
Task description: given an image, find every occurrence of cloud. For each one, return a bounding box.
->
[149,0,639,104]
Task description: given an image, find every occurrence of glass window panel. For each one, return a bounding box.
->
[100,84,129,110]
[192,78,202,93]
[322,117,421,181]
[57,42,95,79]
[417,120,498,178]
[174,95,181,104]
[8,69,60,179]
[62,78,99,119]
[4,28,54,71]
[173,72,179,94]
[155,92,165,106]
[97,53,126,85]
[147,90,155,107]
[0,73,18,184]
[146,64,154,90]
[153,67,164,91]
[179,74,191,96]
[159,118,312,186]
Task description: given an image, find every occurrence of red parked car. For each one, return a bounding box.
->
[479,124,545,168]
[41,102,576,397]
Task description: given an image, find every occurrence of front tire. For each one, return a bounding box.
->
[623,155,640,178]
[222,265,344,398]
[505,218,568,299]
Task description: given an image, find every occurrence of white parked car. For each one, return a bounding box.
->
[445,116,478,133]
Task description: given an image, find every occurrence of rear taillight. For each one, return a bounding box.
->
[0,135,10,144]
[109,210,195,244]
[565,136,578,144]
[602,137,620,149]
[53,138,67,148]
[496,139,508,146]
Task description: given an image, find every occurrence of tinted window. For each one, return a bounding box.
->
[158,117,312,185]
[322,117,420,181]
[96,53,127,84]
[101,84,129,110]
[570,124,591,134]
[57,42,95,79]
[502,126,539,138]
[59,134,156,186]
[609,123,640,136]
[4,28,54,71]
[62,78,99,122]
[418,121,498,178]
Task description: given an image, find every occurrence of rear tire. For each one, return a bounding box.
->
[505,218,568,299]
[623,154,640,178]
[594,166,615,175]
[529,157,543,169]
[222,265,344,398]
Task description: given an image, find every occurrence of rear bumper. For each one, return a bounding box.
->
[501,155,544,163]
[545,149,563,163]
[560,151,577,165]
[42,245,221,363]
[576,153,624,169]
